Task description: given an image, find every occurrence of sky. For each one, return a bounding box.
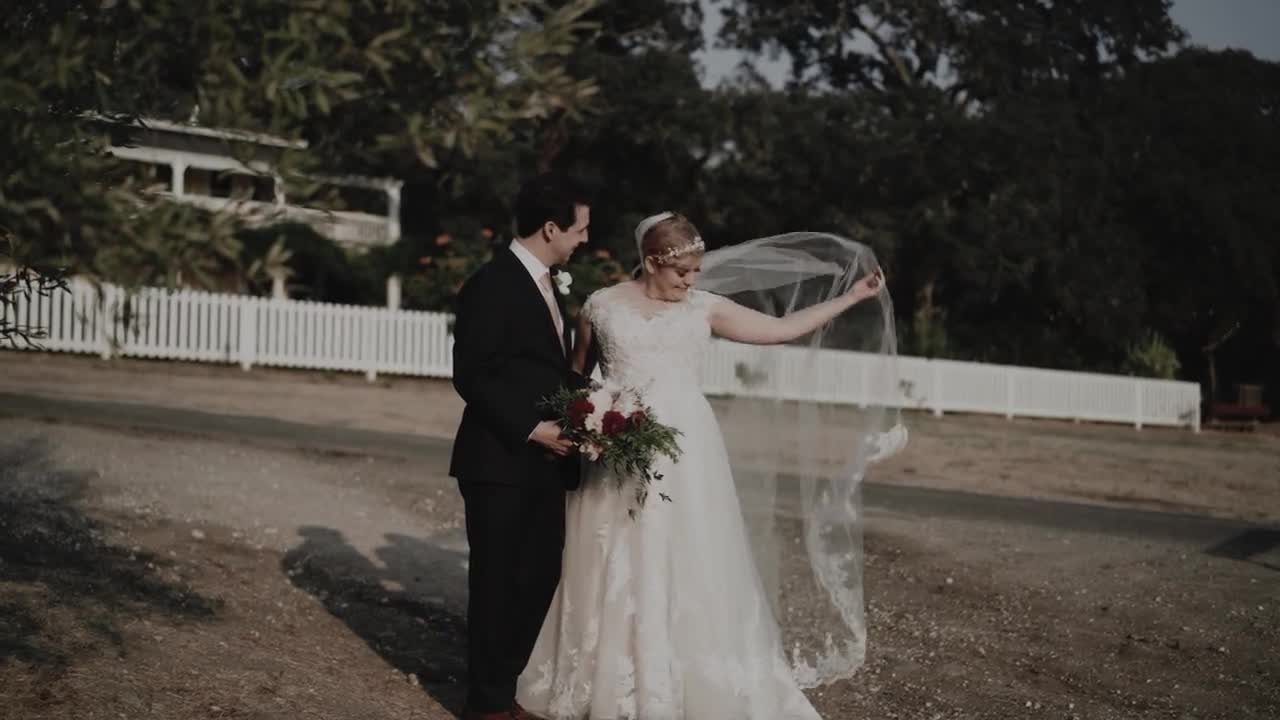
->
[697,0,1280,87]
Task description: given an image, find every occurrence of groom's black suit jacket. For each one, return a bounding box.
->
[449,247,582,491]
[449,246,583,712]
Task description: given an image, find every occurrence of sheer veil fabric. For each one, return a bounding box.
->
[697,232,907,686]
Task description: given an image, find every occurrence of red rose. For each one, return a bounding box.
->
[567,398,594,429]
[627,411,647,428]
[601,410,628,437]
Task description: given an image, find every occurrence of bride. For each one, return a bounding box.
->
[516,212,896,720]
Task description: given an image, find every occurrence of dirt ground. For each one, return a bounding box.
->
[0,352,1278,719]
[4,352,1279,522]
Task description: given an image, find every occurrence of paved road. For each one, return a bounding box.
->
[2,391,1273,555]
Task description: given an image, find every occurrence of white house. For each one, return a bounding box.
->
[106,118,403,253]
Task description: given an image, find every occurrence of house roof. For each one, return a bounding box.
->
[103,116,402,190]
[134,117,307,150]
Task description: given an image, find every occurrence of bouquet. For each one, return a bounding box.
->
[541,382,683,516]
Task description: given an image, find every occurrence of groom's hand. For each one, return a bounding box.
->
[530,420,574,456]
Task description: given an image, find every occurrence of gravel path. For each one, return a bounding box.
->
[4,351,1278,523]
[0,413,1275,719]
[1,351,1277,719]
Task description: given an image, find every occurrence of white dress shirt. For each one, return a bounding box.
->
[509,238,552,285]
[509,239,565,349]
[510,239,567,442]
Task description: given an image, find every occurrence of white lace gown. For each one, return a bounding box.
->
[516,287,822,720]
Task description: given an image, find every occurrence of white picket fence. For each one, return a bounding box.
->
[5,279,1202,431]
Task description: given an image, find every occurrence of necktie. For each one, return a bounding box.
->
[539,271,565,354]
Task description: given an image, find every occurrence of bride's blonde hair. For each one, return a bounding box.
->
[639,213,704,267]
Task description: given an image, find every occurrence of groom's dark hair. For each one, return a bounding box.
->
[514,173,590,239]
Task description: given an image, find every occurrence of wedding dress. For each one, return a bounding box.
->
[516,284,823,720]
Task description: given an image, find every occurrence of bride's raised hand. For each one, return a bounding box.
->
[711,266,888,345]
[847,267,885,304]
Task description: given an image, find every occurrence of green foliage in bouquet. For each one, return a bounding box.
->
[541,384,682,517]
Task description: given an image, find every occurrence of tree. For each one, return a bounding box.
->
[1,0,599,343]
[540,0,725,261]
[715,0,1185,368]
[1103,49,1280,399]
[382,0,724,272]
[719,0,1183,102]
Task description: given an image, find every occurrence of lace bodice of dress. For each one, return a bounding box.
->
[583,285,717,391]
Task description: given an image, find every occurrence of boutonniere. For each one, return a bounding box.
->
[554,269,573,296]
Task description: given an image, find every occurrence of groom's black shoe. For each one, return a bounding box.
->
[461,708,517,720]
[510,702,549,720]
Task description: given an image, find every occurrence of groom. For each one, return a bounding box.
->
[449,174,590,720]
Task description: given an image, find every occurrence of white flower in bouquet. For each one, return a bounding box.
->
[585,388,612,433]
[613,388,641,416]
[582,441,602,461]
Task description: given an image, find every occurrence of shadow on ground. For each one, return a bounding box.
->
[1206,528,1280,571]
[0,436,219,672]
[282,526,470,716]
